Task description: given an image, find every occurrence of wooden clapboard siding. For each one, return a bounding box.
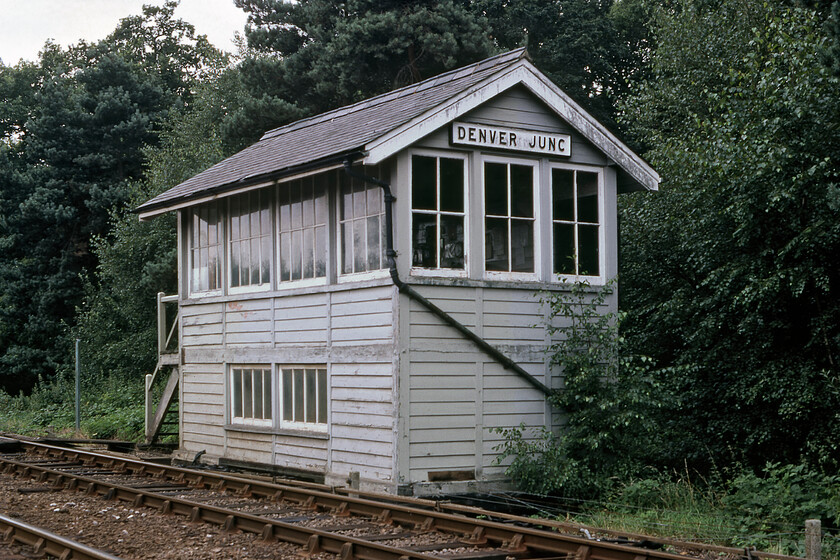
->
[225,298,272,345]
[275,292,328,345]
[482,288,546,344]
[329,361,395,481]
[274,434,328,471]
[181,302,224,347]
[330,286,394,345]
[227,430,273,464]
[180,363,226,457]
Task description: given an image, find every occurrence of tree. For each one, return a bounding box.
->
[73,70,245,381]
[619,0,840,471]
[224,0,495,148]
[473,0,657,130]
[0,2,226,393]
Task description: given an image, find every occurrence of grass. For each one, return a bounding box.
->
[0,373,146,440]
[562,474,840,560]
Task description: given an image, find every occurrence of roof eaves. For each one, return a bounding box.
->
[136,148,366,220]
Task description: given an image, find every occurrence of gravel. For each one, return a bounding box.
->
[0,475,336,559]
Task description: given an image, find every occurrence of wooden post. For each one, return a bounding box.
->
[805,519,821,560]
[157,292,166,356]
[145,373,153,442]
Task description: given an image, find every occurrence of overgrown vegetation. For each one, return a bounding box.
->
[0,374,144,440]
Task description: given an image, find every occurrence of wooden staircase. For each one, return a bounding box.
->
[145,293,180,444]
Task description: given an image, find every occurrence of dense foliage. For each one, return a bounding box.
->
[0,2,224,393]
[619,0,840,472]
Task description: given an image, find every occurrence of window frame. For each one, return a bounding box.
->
[229,364,274,428]
[480,154,541,281]
[337,165,390,283]
[187,202,225,298]
[275,176,329,290]
[550,162,606,285]
[278,365,329,432]
[227,189,273,295]
[409,149,469,278]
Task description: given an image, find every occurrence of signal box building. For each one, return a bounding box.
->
[137,49,658,495]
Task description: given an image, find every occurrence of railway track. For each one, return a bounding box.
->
[0,512,122,559]
[0,437,797,560]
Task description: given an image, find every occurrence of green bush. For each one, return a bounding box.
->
[724,463,840,554]
[0,372,145,440]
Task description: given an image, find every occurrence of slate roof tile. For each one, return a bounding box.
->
[137,48,527,214]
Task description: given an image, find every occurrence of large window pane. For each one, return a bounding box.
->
[412,156,437,210]
[484,162,507,216]
[278,178,327,283]
[510,164,533,218]
[339,167,387,275]
[305,369,316,423]
[229,191,270,289]
[552,168,601,277]
[190,203,223,293]
[511,218,534,272]
[411,155,466,271]
[293,369,304,423]
[484,161,535,273]
[412,213,437,267]
[552,169,574,221]
[554,223,575,275]
[439,157,464,212]
[579,224,600,276]
[282,370,293,422]
[317,370,327,424]
[577,172,599,223]
[440,215,465,269]
[485,217,509,271]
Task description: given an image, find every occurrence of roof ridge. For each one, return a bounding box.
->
[260,48,528,141]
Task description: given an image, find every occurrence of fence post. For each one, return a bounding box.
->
[75,339,81,434]
[806,519,821,560]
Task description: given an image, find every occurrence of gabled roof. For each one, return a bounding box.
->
[137,48,658,220]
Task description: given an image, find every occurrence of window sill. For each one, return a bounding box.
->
[225,424,330,440]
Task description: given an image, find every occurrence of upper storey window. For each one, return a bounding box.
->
[277,177,327,284]
[189,203,223,295]
[552,167,601,278]
[229,191,271,291]
[339,170,387,275]
[483,159,536,274]
[411,154,466,271]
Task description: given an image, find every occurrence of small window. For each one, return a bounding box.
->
[277,176,327,283]
[484,160,536,273]
[189,203,223,294]
[552,168,601,277]
[280,367,328,428]
[411,154,466,270]
[339,167,387,275]
[229,191,271,290]
[230,366,272,426]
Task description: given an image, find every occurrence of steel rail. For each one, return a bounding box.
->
[0,512,124,560]
[0,456,441,560]
[2,440,709,560]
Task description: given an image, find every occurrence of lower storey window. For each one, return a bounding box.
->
[229,365,328,430]
[231,366,272,425]
[281,367,327,427]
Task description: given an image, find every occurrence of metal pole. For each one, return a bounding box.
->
[74,339,81,434]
